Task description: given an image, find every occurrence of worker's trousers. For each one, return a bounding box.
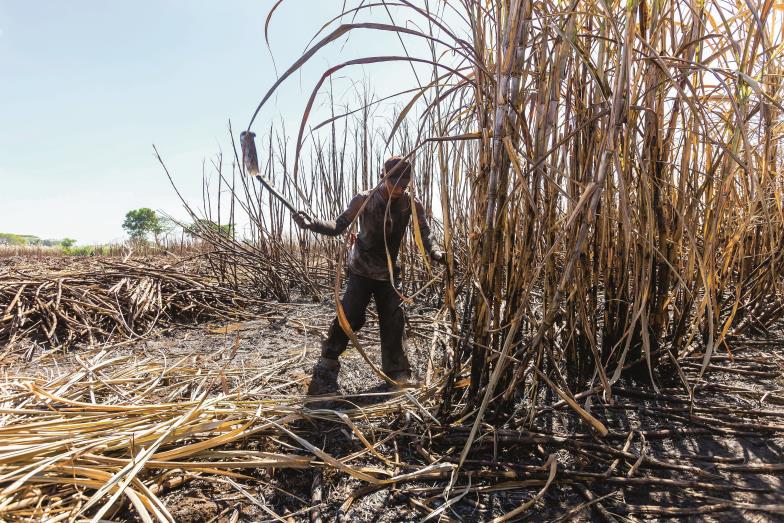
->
[321,272,410,375]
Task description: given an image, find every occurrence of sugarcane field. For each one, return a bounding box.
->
[2,1,784,522]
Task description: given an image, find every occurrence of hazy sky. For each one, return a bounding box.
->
[0,1,432,244]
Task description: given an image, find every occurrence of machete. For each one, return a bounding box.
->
[240,131,312,216]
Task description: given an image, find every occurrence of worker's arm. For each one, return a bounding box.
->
[414,199,446,264]
[293,194,366,236]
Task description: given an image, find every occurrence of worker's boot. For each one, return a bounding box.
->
[387,369,414,390]
[306,357,340,396]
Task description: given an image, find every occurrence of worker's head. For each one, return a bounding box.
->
[382,156,412,200]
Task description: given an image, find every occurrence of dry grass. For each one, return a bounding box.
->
[0,246,65,258]
[1,316,782,521]
[0,257,264,354]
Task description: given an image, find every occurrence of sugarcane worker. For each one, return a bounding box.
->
[292,156,446,395]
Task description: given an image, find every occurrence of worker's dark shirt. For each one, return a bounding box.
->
[310,188,436,281]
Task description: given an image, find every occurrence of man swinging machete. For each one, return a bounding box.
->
[241,130,445,395]
[293,156,447,395]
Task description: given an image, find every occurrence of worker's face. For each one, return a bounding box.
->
[384,177,410,199]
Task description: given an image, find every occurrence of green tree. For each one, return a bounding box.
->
[60,238,76,249]
[122,208,162,242]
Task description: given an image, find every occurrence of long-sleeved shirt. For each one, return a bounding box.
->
[310,188,436,281]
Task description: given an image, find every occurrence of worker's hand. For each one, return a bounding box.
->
[292,211,313,230]
[430,250,448,265]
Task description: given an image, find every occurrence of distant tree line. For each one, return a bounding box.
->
[0,233,76,248]
[1,208,230,251]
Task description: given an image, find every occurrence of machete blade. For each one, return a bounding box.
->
[240,131,260,176]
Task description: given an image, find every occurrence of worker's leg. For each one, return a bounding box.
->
[309,273,374,396]
[321,272,374,360]
[374,278,410,378]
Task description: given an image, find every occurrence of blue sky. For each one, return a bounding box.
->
[0,1,434,244]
